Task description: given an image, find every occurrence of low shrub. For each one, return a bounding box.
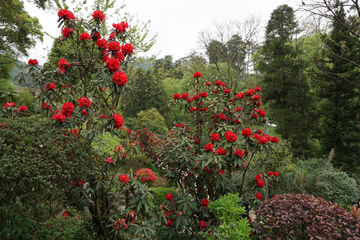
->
[253,193,360,239]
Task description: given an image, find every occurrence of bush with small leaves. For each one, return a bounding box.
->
[253,193,360,239]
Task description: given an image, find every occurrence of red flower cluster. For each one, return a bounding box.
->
[91,31,101,41]
[201,198,209,206]
[205,82,212,86]
[52,113,66,122]
[106,57,120,72]
[41,102,51,110]
[215,80,226,87]
[271,137,279,143]
[46,82,56,91]
[96,38,107,49]
[61,102,75,116]
[234,149,244,158]
[242,128,252,137]
[255,86,261,92]
[236,107,242,112]
[166,193,173,201]
[113,22,129,33]
[113,113,124,129]
[199,220,208,230]
[204,143,214,152]
[257,109,266,117]
[3,101,16,109]
[165,219,173,227]
[236,92,245,99]
[112,71,127,87]
[92,10,105,22]
[216,147,226,155]
[77,97,91,108]
[82,109,88,115]
[254,95,261,100]
[28,59,38,66]
[193,71,201,78]
[58,9,75,20]
[119,174,129,183]
[255,192,262,200]
[200,92,207,98]
[80,32,90,41]
[106,156,114,164]
[189,107,197,113]
[109,31,116,39]
[135,168,157,183]
[58,58,71,74]
[122,43,133,55]
[62,27,73,38]
[181,93,188,99]
[257,179,265,188]
[17,106,28,112]
[217,169,225,175]
[246,88,255,96]
[204,166,212,173]
[267,171,279,177]
[115,51,124,61]
[223,88,231,94]
[210,133,220,142]
[1,123,5,129]
[224,131,237,142]
[108,41,120,52]
[173,93,180,99]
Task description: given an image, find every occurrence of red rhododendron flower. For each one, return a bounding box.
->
[61,102,75,115]
[114,51,124,61]
[106,57,120,72]
[79,180,85,185]
[28,59,38,65]
[91,31,101,41]
[113,22,129,33]
[205,82,211,86]
[119,174,129,183]
[77,97,91,108]
[204,166,212,173]
[173,93,180,99]
[112,71,128,87]
[199,220,208,230]
[109,31,116,39]
[164,210,170,217]
[136,168,157,183]
[234,149,244,158]
[252,113,258,119]
[267,171,273,176]
[210,133,220,142]
[58,58,71,74]
[237,92,245,99]
[216,147,227,155]
[96,38,107,49]
[200,92,207,98]
[82,109,88,115]
[193,94,200,100]
[193,71,201,78]
[181,93,188,100]
[242,128,252,137]
[257,179,265,188]
[46,82,56,90]
[219,113,227,121]
[99,86,106,91]
[71,181,77,187]
[215,80,222,86]
[41,102,51,110]
[58,9,75,20]
[201,198,209,206]
[255,86,261,92]
[52,113,66,122]
[255,192,262,200]
[122,43,133,55]
[165,219,173,227]
[273,172,279,177]
[92,10,105,22]
[258,137,268,145]
[4,101,16,109]
[258,109,266,117]
[79,32,90,41]
[254,174,262,181]
[224,131,237,142]
[204,143,214,152]
[106,156,114,164]
[223,88,231,94]
[17,106,28,112]
[271,137,279,143]
[113,113,124,129]
[253,95,261,100]
[108,41,121,52]
[166,193,174,201]
[62,27,73,38]
[236,107,242,112]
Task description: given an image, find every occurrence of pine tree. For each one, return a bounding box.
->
[255,4,316,157]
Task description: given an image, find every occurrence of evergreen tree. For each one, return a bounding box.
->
[315,1,360,174]
[255,4,316,157]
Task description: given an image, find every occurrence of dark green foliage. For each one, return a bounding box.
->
[0,117,100,239]
[253,193,360,239]
[314,2,360,175]
[0,54,15,105]
[255,4,316,157]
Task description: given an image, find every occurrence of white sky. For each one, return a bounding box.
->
[22,0,300,65]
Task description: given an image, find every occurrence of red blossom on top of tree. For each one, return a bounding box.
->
[108,41,121,52]
[112,22,129,33]
[193,71,201,78]
[112,71,128,87]
[224,131,237,142]
[92,10,105,22]
[106,57,120,72]
[77,97,91,108]
[122,43,133,55]
[113,113,124,129]
[135,168,157,183]
[58,9,75,20]
[96,38,108,49]
[28,59,38,65]
[62,27,73,38]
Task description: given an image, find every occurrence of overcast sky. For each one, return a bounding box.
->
[22,0,300,65]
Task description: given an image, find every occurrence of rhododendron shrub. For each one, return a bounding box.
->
[150,72,279,237]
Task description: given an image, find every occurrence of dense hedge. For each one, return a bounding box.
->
[0,117,100,239]
[253,193,360,239]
